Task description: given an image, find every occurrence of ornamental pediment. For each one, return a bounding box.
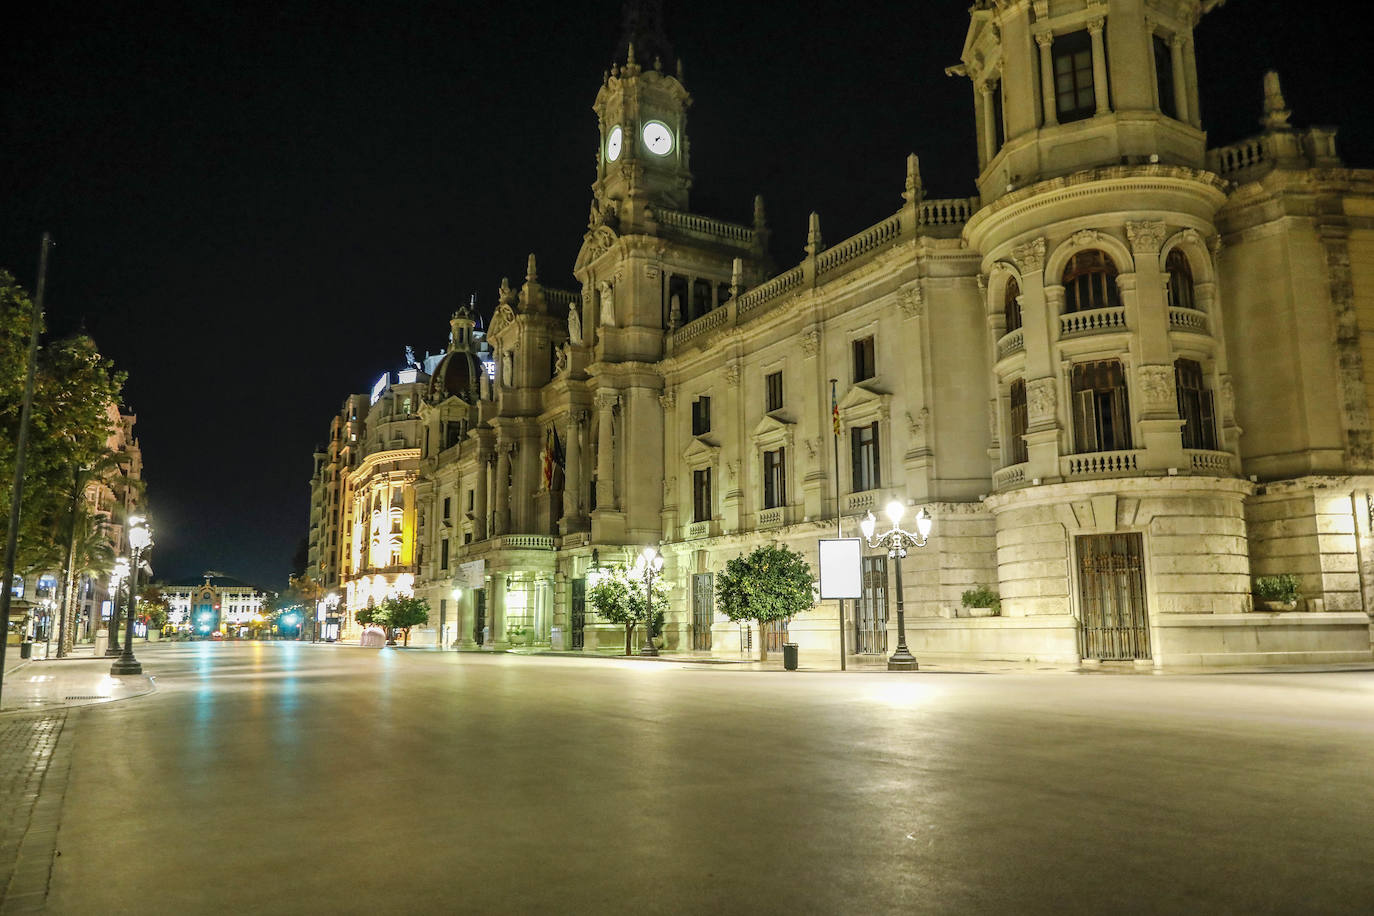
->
[682,436,719,467]
[487,302,517,338]
[750,414,795,446]
[575,224,620,272]
[836,383,891,424]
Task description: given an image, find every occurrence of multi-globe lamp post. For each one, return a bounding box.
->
[632,546,664,657]
[111,516,151,676]
[859,501,933,671]
[104,557,130,656]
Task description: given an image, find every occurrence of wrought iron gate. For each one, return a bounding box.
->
[1076,533,1151,660]
[473,589,487,646]
[855,556,888,654]
[570,578,586,650]
[691,573,713,650]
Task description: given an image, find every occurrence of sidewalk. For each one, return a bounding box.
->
[0,648,157,715]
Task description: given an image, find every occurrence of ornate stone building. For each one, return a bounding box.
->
[308,0,1374,666]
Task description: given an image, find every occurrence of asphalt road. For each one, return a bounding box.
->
[41,644,1374,914]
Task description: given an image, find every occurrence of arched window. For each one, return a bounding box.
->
[1062,250,1120,314]
[1004,278,1022,333]
[1008,380,1028,464]
[1166,249,1196,310]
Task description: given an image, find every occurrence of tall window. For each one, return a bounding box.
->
[762,448,786,509]
[1062,250,1120,313]
[693,468,713,522]
[765,371,784,412]
[1054,30,1096,122]
[1009,380,1029,464]
[1165,249,1196,310]
[442,497,451,521]
[1153,35,1176,119]
[851,422,881,492]
[691,397,712,436]
[1174,359,1217,450]
[1071,361,1132,453]
[992,80,1006,150]
[440,539,449,571]
[1004,278,1022,333]
[853,336,876,383]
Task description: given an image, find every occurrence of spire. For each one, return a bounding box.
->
[753,195,767,232]
[615,0,673,71]
[519,253,545,313]
[805,212,824,257]
[1261,70,1292,131]
[526,253,538,284]
[902,153,924,205]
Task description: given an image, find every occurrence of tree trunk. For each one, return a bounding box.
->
[56,493,80,657]
[624,623,633,656]
[403,628,410,647]
[757,620,767,663]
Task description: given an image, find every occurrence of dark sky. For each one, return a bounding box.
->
[2,0,1369,589]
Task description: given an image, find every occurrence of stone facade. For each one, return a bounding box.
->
[305,0,1374,666]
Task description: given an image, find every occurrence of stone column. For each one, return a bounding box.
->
[595,391,618,511]
[1169,34,1189,123]
[1088,18,1110,115]
[980,80,998,160]
[1036,33,1057,127]
[561,410,585,528]
[487,573,506,648]
[474,455,489,541]
[494,441,512,536]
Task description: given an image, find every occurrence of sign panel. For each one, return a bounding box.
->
[818,538,863,599]
[459,558,486,589]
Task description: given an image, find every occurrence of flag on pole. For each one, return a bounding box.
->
[541,427,555,490]
[832,388,841,437]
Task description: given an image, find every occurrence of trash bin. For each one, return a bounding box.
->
[783,642,799,671]
[20,641,33,659]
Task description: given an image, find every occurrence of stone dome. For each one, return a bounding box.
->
[427,349,481,403]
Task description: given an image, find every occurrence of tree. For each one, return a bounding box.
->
[376,595,429,647]
[137,584,170,633]
[586,564,670,656]
[715,543,815,662]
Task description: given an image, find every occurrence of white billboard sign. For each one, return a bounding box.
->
[459,559,486,589]
[818,538,863,599]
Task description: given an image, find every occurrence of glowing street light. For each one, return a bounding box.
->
[859,501,933,671]
[631,546,665,657]
[111,516,152,676]
[106,556,131,657]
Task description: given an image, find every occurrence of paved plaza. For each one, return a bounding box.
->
[2,643,1373,914]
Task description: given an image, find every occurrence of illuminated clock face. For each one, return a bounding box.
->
[606,126,623,162]
[642,120,673,156]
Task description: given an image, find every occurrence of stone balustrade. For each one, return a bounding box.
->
[917,197,977,226]
[1187,449,1235,475]
[993,463,1028,490]
[1168,307,1208,333]
[656,209,756,246]
[735,267,803,317]
[756,506,786,530]
[844,491,877,513]
[997,328,1025,359]
[1062,450,1140,478]
[501,534,555,550]
[816,214,904,276]
[1060,306,1127,338]
[1208,136,1268,176]
[686,521,711,540]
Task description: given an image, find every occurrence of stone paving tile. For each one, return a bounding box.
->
[0,711,72,914]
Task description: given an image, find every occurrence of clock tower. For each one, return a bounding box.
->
[591,0,692,229]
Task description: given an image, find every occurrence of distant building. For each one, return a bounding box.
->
[163,572,274,635]
[307,1,1374,666]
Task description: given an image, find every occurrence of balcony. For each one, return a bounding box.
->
[997,328,1024,360]
[684,520,718,540]
[1061,450,1140,479]
[1187,449,1235,475]
[1168,307,1209,334]
[844,490,878,514]
[1060,306,1126,339]
[756,506,787,530]
[500,535,554,551]
[993,463,1028,490]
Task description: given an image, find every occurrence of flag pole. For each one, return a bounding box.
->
[831,378,845,671]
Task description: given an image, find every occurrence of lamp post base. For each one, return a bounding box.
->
[638,643,659,657]
[104,644,121,657]
[887,652,919,671]
[109,658,143,676]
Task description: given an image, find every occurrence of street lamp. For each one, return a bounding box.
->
[632,546,665,657]
[859,501,933,671]
[105,557,130,656]
[111,517,151,676]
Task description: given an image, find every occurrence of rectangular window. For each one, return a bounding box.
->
[1053,30,1095,122]
[853,336,876,383]
[1175,359,1217,451]
[463,532,472,545]
[1071,361,1133,453]
[992,80,1006,150]
[693,468,713,523]
[1154,35,1177,119]
[1009,380,1029,464]
[851,422,881,492]
[762,448,786,509]
[691,397,712,436]
[466,489,474,511]
[440,539,450,571]
[443,497,451,521]
[765,371,783,412]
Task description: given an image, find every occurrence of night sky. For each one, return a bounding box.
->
[2,0,1369,589]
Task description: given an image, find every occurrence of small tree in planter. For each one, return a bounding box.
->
[587,564,669,655]
[715,543,815,662]
[377,595,430,646]
[1254,574,1301,611]
[959,585,1000,618]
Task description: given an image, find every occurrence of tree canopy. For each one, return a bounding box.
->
[715,543,815,661]
[376,595,429,646]
[587,563,669,655]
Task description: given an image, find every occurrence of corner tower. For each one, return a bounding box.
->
[957,0,1223,206]
[591,0,692,227]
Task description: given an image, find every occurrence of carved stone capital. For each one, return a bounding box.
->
[1137,364,1175,410]
[1086,16,1105,34]
[1126,220,1168,254]
[1034,31,1054,49]
[1012,237,1046,274]
[800,328,820,358]
[1027,377,1057,421]
[898,285,924,319]
[595,391,619,412]
[724,362,742,388]
[658,388,677,410]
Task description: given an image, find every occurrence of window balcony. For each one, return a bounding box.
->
[993,462,1029,490]
[1061,450,1141,478]
[685,520,718,540]
[500,535,554,551]
[1060,306,1127,339]
[1187,449,1235,475]
[844,490,880,514]
[756,506,787,530]
[996,328,1024,360]
[1168,307,1209,334]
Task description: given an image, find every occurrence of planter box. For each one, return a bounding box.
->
[1256,599,1299,612]
[958,606,999,618]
